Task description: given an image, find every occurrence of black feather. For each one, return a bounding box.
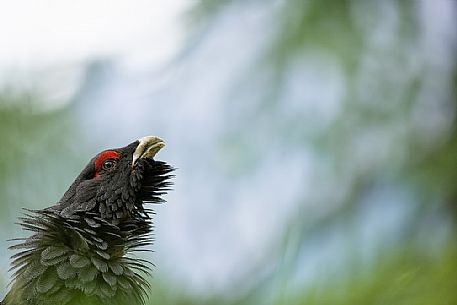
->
[2,138,174,305]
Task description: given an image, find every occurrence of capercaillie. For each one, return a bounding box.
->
[1,136,174,305]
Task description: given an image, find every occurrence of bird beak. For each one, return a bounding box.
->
[132,136,166,167]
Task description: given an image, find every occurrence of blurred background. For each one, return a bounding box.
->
[1,1,457,304]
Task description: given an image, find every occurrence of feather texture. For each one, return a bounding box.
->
[3,156,174,305]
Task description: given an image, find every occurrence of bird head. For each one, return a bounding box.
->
[56,136,173,220]
[4,136,174,305]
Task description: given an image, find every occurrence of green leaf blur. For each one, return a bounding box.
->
[1,0,456,304]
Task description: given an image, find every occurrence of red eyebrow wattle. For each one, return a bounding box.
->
[95,151,120,173]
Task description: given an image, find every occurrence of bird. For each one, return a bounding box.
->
[1,136,174,305]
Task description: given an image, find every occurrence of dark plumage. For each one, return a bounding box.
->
[1,137,174,305]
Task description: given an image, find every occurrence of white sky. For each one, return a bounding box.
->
[0,0,188,69]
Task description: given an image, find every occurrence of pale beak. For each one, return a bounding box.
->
[132,136,165,167]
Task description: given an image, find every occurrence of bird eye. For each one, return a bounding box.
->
[102,159,117,171]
